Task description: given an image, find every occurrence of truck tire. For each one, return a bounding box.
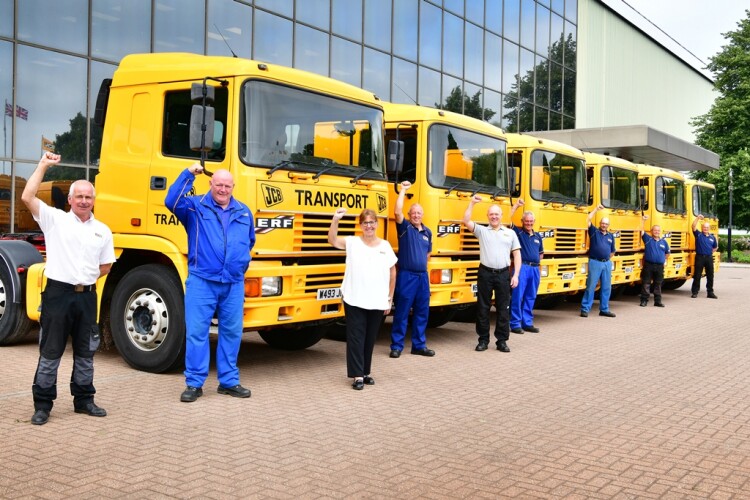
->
[110,264,185,373]
[259,327,323,350]
[427,307,456,328]
[661,279,686,291]
[0,262,36,345]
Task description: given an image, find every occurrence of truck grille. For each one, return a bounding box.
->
[553,227,583,253]
[618,230,639,251]
[668,232,685,250]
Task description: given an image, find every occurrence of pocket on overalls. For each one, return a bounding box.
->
[89,325,101,352]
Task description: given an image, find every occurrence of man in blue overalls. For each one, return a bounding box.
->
[580,204,617,318]
[639,215,670,307]
[690,214,718,299]
[390,181,435,358]
[509,199,544,333]
[166,163,256,402]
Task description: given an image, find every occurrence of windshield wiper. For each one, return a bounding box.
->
[350,169,382,184]
[266,160,294,176]
[445,181,476,195]
[312,159,339,180]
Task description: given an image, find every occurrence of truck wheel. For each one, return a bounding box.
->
[427,307,456,328]
[110,264,185,373]
[533,295,562,310]
[0,263,36,345]
[661,279,686,291]
[259,327,323,350]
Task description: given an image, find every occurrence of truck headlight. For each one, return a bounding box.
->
[430,269,452,285]
[262,276,282,296]
[580,262,588,274]
[540,265,549,278]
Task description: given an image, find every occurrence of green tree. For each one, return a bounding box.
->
[43,112,102,181]
[691,10,750,229]
[438,87,496,121]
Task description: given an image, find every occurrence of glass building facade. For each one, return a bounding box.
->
[0,0,576,232]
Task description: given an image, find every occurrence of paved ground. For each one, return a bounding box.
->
[1,267,749,499]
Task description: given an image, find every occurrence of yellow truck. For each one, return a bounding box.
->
[506,133,589,302]
[685,178,720,286]
[0,53,392,371]
[382,103,511,325]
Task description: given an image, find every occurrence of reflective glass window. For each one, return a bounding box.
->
[466,0,483,25]
[207,0,252,59]
[502,40,519,95]
[15,46,87,162]
[535,55,549,108]
[535,106,548,131]
[484,89,502,126]
[536,5,550,57]
[503,0,519,43]
[502,94,518,131]
[418,66,441,108]
[550,62,562,112]
[419,1,442,70]
[549,111,561,130]
[89,61,117,166]
[333,0,362,42]
[0,0,13,37]
[528,150,586,202]
[520,0,535,51]
[565,0,577,22]
[564,21,576,69]
[154,0,204,54]
[518,99,534,132]
[331,37,362,87]
[393,0,416,60]
[363,48,391,101]
[255,0,292,18]
[444,0,463,17]
[538,0,550,7]
[484,32,501,91]
[295,25,329,76]
[464,82,483,120]
[564,69,575,116]
[392,58,417,104]
[1,41,11,159]
[92,0,150,63]
[519,47,534,102]
[550,13,564,63]
[297,0,330,31]
[18,0,88,55]
[465,22,483,84]
[485,0,502,34]
[365,0,391,52]
[163,88,227,161]
[443,13,463,76]
[562,114,574,129]
[254,10,293,66]
[442,74,462,111]
[551,0,564,16]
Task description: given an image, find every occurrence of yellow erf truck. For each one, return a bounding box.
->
[637,164,689,288]
[583,152,643,289]
[506,133,589,303]
[0,53,392,372]
[685,178,720,285]
[382,103,510,325]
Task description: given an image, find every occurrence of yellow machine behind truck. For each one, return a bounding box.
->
[685,178,720,285]
[0,53,392,372]
[382,103,511,326]
[506,133,589,303]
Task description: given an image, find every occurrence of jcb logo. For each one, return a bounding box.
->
[262,184,283,207]
[377,194,387,213]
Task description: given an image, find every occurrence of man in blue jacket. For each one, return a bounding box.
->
[166,163,256,402]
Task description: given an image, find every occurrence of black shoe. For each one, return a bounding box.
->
[707,293,718,299]
[180,386,203,402]
[654,302,665,307]
[74,402,107,417]
[599,311,616,318]
[497,341,510,353]
[522,325,540,333]
[580,311,588,317]
[511,327,523,334]
[389,349,401,358]
[31,410,49,425]
[218,384,251,398]
[410,347,435,357]
[640,300,648,307]
[475,342,488,351]
[352,379,364,390]
[363,375,375,385]
[691,293,697,298]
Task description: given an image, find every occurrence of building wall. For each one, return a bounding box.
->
[577,0,715,142]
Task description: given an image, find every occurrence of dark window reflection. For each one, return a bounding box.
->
[89,61,116,166]
[535,55,549,108]
[92,0,150,62]
[564,69,576,116]
[535,106,548,131]
[564,21,577,69]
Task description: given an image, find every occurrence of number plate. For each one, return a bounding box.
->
[317,287,342,300]
[625,266,633,273]
[471,283,478,296]
[561,272,574,280]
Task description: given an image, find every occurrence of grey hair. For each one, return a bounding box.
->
[69,179,96,198]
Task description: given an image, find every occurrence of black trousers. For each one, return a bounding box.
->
[344,302,383,378]
[640,262,664,303]
[476,266,510,345]
[33,282,100,411]
[691,254,715,294]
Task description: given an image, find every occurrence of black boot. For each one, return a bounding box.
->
[654,296,664,307]
[640,298,648,307]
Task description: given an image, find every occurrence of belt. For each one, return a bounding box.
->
[522,261,539,267]
[479,264,509,274]
[46,278,96,293]
[400,268,427,273]
[591,258,609,262]
[644,261,664,265]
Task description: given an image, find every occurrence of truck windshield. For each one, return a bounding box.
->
[529,150,587,205]
[655,176,685,214]
[692,185,717,218]
[601,166,639,210]
[426,125,508,195]
[240,80,384,177]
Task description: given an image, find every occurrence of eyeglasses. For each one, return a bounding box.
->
[362,221,377,226]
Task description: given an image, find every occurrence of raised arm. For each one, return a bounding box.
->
[328,208,348,250]
[640,214,649,235]
[462,194,481,232]
[692,214,703,231]
[395,181,411,224]
[587,204,603,228]
[21,153,61,218]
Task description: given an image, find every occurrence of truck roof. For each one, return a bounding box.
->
[583,151,638,172]
[382,102,506,140]
[636,163,686,181]
[506,132,585,159]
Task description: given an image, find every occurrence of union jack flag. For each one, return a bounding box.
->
[16,105,28,120]
[4,102,11,117]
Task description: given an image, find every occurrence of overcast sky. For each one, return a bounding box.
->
[620,0,748,69]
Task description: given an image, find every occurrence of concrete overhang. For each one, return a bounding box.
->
[529,125,719,172]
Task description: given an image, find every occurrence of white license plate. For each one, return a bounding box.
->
[317,287,341,300]
[675,263,682,270]
[471,283,478,296]
[625,266,633,273]
[561,272,574,280]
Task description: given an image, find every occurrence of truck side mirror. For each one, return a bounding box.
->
[189,105,215,151]
[386,140,404,175]
[191,82,215,105]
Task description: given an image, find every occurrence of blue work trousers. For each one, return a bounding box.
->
[390,270,430,352]
[184,274,245,389]
[510,265,540,329]
[581,259,612,313]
